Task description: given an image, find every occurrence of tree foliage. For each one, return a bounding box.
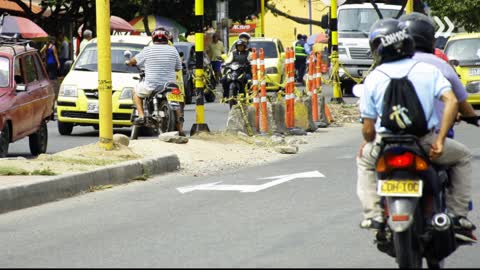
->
[426,0,480,32]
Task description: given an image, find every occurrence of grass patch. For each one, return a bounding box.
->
[30,168,57,176]
[89,185,114,192]
[0,166,29,176]
[38,156,119,166]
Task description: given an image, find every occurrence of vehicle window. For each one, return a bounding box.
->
[13,57,25,85]
[444,38,480,62]
[338,8,401,33]
[24,54,39,84]
[249,41,278,58]
[33,53,46,81]
[0,57,9,87]
[74,43,145,73]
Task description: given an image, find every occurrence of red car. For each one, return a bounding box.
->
[0,39,55,157]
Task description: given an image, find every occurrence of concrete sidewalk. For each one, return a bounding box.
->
[0,153,180,214]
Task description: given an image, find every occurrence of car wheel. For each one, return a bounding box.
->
[0,123,10,158]
[29,120,48,156]
[57,121,73,135]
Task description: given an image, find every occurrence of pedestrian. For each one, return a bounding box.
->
[56,32,70,77]
[79,29,93,53]
[207,33,225,81]
[294,34,307,83]
[40,36,60,80]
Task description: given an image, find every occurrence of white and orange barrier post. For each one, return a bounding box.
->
[285,47,295,129]
[259,48,269,133]
[251,48,259,132]
[312,52,321,122]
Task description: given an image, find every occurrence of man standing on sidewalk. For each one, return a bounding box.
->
[294,34,307,83]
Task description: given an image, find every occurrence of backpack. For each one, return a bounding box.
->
[378,63,430,137]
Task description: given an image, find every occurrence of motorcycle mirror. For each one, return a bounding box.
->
[352,83,365,98]
[124,50,132,60]
[448,59,459,67]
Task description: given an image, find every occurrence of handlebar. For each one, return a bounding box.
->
[459,115,480,126]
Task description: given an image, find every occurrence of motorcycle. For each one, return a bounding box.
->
[222,62,248,109]
[124,51,184,140]
[373,116,479,268]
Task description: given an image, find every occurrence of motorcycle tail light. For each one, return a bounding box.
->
[171,88,181,95]
[391,214,410,222]
[386,152,414,168]
[377,152,428,172]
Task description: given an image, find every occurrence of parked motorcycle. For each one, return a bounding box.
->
[222,62,248,109]
[373,116,479,268]
[124,51,184,140]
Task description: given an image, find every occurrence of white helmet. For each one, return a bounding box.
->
[238,32,251,43]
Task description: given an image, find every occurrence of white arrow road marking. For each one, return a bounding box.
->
[433,16,445,38]
[176,170,325,194]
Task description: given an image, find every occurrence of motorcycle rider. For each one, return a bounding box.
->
[356,18,476,243]
[400,12,479,139]
[221,39,252,100]
[125,27,185,135]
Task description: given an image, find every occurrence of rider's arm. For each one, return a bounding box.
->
[362,118,376,142]
[438,90,458,142]
[126,57,138,66]
[224,52,234,64]
[441,61,477,117]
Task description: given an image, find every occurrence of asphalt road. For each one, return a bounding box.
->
[0,119,479,267]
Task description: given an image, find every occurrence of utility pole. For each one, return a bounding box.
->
[96,0,113,150]
[260,0,265,37]
[190,0,210,136]
[406,0,413,14]
[330,0,343,104]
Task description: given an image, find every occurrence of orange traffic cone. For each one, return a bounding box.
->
[325,103,334,123]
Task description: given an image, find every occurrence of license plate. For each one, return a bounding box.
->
[377,180,423,197]
[167,93,184,103]
[87,102,99,113]
[470,68,480,76]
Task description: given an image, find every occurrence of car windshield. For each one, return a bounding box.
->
[444,38,480,62]
[0,57,9,87]
[338,8,401,33]
[74,43,145,73]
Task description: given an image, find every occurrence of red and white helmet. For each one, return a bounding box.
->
[152,27,170,43]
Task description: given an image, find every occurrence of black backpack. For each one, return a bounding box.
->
[378,63,430,137]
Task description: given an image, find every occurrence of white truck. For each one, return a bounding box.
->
[320,1,424,95]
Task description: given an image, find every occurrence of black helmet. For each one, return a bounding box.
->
[234,39,247,50]
[368,18,415,64]
[399,12,435,53]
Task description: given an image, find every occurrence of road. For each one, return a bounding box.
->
[0,119,479,267]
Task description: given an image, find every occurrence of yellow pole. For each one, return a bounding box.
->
[331,0,343,103]
[96,0,113,150]
[260,0,265,37]
[406,0,414,14]
[190,0,210,135]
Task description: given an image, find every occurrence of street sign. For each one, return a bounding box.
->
[177,171,325,194]
[433,16,454,38]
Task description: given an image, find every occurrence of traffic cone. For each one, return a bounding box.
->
[325,103,334,123]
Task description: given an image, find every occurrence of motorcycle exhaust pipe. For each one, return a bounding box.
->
[432,213,451,231]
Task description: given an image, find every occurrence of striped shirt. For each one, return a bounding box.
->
[135,44,182,90]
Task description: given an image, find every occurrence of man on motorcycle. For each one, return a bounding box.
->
[125,27,184,135]
[221,39,252,100]
[400,12,479,139]
[356,18,476,243]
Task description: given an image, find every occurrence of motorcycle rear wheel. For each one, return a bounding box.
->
[159,100,177,133]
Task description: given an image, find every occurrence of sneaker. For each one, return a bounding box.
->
[451,215,477,244]
[360,216,385,230]
[133,117,145,125]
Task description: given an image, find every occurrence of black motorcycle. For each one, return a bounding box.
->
[222,62,248,109]
[125,51,183,140]
[373,117,479,268]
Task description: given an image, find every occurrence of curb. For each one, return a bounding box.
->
[0,153,180,214]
